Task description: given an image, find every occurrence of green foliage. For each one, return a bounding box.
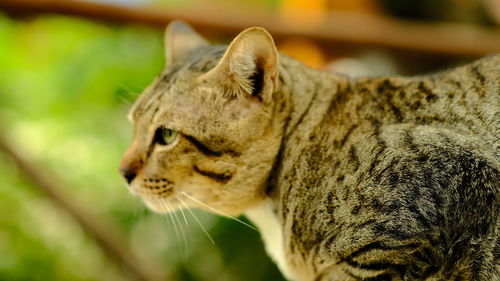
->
[0,14,284,281]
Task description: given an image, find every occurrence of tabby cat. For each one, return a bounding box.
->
[119,21,499,281]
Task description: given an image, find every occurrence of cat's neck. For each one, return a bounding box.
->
[264,55,349,199]
[277,55,348,139]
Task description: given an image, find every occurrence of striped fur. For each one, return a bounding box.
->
[120,22,499,281]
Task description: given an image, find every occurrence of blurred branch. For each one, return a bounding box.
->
[0,135,167,281]
[1,0,500,56]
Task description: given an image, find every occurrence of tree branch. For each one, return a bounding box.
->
[0,0,499,56]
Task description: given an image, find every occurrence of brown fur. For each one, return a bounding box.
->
[120,21,499,281]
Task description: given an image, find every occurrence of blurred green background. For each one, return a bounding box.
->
[0,0,498,280]
[0,6,287,281]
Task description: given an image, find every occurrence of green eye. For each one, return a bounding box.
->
[154,127,178,145]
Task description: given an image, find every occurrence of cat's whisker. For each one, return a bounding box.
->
[176,197,190,229]
[160,198,181,247]
[176,201,191,257]
[177,197,215,244]
[162,199,188,257]
[179,191,257,231]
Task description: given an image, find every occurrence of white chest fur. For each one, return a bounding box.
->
[245,199,294,280]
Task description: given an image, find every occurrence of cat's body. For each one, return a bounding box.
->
[120,22,499,281]
[249,54,500,281]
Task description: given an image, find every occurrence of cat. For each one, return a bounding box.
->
[119,21,499,281]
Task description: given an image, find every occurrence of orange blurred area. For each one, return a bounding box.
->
[279,0,328,28]
[278,38,326,68]
[327,0,381,14]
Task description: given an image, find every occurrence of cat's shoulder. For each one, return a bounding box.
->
[440,54,499,82]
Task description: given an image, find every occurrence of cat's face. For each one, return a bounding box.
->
[119,21,283,215]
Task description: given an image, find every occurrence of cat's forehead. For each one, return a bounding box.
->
[128,44,228,123]
[162,45,227,81]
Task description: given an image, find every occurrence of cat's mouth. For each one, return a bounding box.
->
[132,180,182,213]
[130,177,176,199]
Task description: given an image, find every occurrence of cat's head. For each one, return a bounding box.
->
[119,21,287,216]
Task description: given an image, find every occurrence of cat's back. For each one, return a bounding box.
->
[278,55,499,281]
[348,55,499,157]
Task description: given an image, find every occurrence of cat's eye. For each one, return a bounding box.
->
[154,127,178,146]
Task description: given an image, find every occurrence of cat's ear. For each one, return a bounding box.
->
[165,20,209,64]
[203,27,278,103]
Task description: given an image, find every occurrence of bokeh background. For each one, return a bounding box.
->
[0,0,499,281]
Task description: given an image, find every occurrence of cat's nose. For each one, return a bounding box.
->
[120,167,137,184]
